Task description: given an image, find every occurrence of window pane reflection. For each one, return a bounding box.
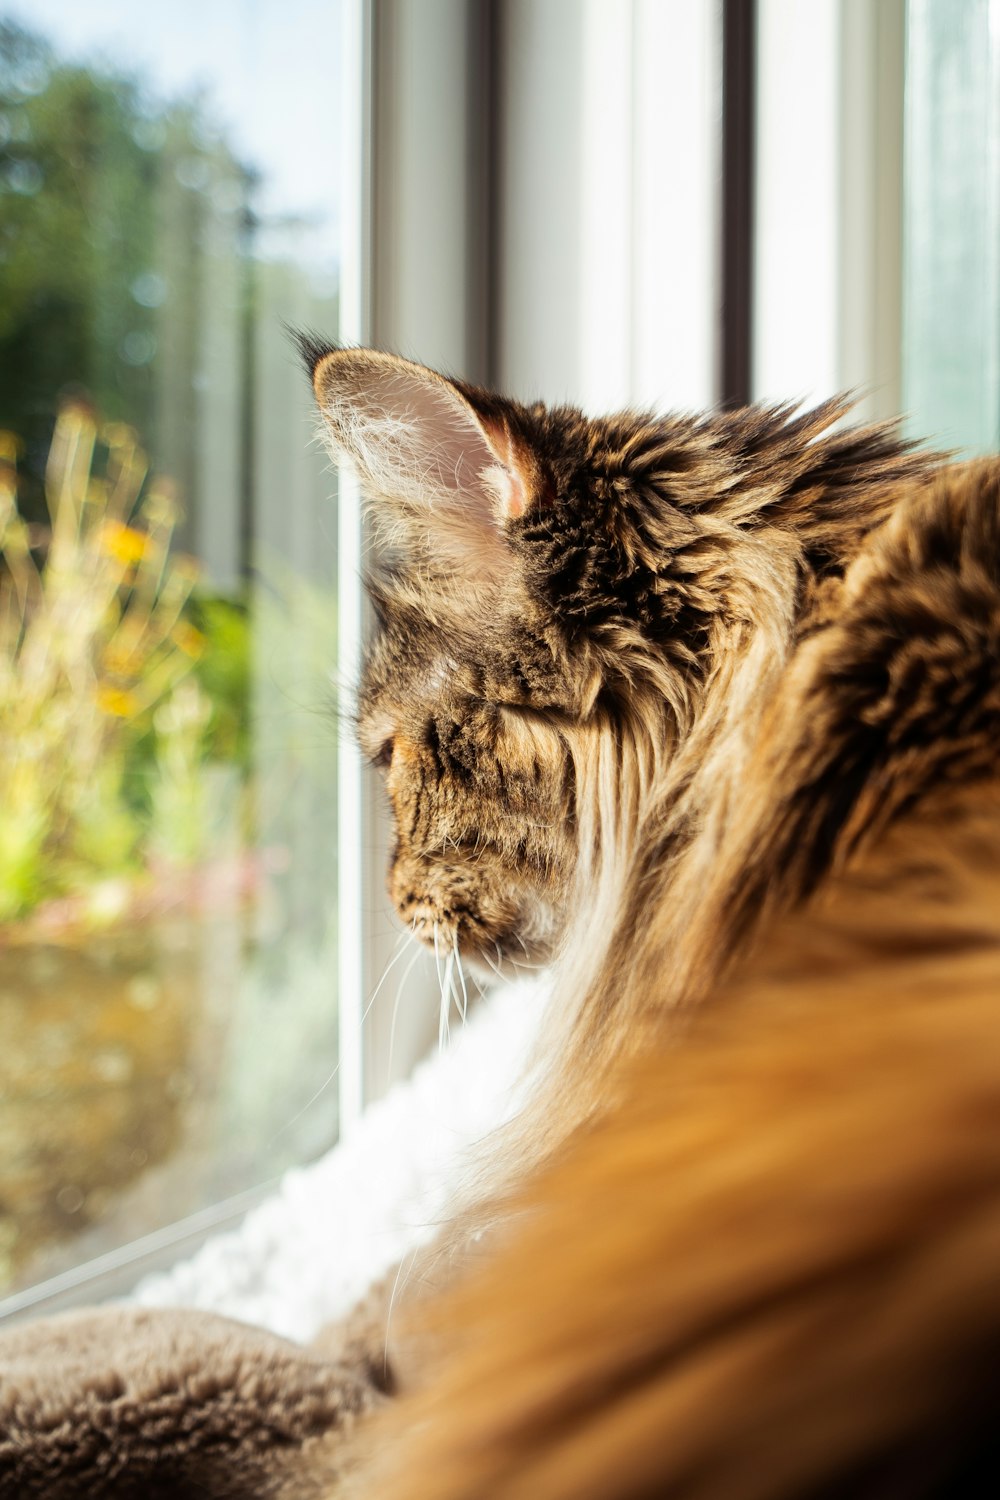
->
[0,1,344,1298]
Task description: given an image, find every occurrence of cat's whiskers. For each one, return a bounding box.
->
[452,930,470,1024]
[440,950,455,1050]
[478,942,508,986]
[432,919,444,988]
[433,921,451,1050]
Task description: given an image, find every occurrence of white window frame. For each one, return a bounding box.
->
[753,0,906,418]
[494,0,721,412]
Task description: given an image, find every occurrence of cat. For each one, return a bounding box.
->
[1,344,997,1499]
[301,343,1000,1496]
[305,339,968,1182]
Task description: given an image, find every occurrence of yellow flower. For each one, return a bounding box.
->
[102,520,150,564]
[0,431,22,463]
[97,685,139,719]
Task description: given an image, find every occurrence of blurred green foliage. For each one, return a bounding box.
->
[0,408,251,928]
[0,16,341,944]
[0,18,255,523]
[186,593,252,769]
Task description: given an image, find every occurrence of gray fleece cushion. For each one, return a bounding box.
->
[0,1306,378,1498]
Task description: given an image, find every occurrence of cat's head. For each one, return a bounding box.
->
[305,343,712,967]
[305,342,921,969]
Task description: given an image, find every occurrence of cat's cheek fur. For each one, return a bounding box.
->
[370,706,577,963]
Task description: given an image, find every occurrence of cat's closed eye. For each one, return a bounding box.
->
[372,738,394,770]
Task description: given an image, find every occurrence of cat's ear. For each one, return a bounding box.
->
[307,345,536,577]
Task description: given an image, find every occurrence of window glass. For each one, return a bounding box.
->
[902,0,1000,453]
[0,0,344,1300]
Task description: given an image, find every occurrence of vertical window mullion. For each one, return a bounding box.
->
[721,0,756,408]
[336,0,374,1138]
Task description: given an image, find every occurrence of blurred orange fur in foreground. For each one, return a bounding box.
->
[371,783,1000,1500]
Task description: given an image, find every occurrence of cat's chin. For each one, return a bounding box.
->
[460,909,561,980]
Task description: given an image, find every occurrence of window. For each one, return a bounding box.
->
[902,0,1000,454]
[3,0,994,1322]
[752,0,999,456]
[0,0,350,1308]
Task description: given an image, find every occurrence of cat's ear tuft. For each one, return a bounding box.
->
[288,325,338,378]
[310,348,534,575]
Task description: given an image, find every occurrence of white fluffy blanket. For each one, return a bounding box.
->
[131,977,545,1342]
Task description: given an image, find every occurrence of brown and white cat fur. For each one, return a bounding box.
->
[303,346,1000,1497]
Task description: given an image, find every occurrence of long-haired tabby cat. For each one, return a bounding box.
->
[2,345,998,1500]
[302,342,1000,1498]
